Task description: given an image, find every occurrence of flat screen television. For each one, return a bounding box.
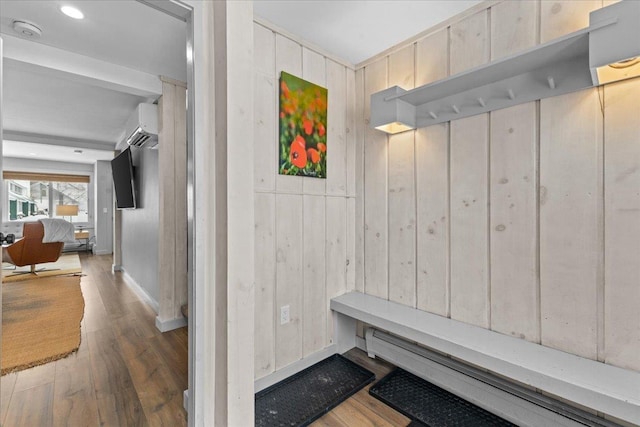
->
[111,148,136,209]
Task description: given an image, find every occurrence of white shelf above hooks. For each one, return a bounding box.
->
[371,1,640,133]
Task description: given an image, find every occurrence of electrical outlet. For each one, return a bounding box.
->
[280,305,290,325]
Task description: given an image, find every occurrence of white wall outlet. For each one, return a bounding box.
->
[280,305,290,325]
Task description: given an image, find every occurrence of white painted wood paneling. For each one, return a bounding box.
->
[540,89,602,359]
[449,9,488,75]
[346,197,356,292]
[254,27,354,377]
[603,78,640,371]
[254,24,276,192]
[346,69,356,198]
[363,58,389,299]
[540,0,601,43]
[326,196,347,346]
[490,103,539,342]
[173,85,188,320]
[388,45,416,307]
[254,73,276,192]
[489,0,539,343]
[302,48,327,195]
[346,68,357,292]
[254,24,275,77]
[415,28,449,317]
[490,0,538,61]
[275,35,303,194]
[356,0,640,376]
[539,0,603,360]
[254,193,276,378]
[224,2,255,422]
[450,114,489,328]
[354,68,365,293]
[158,80,187,324]
[275,193,303,369]
[449,10,489,328]
[326,60,347,196]
[303,195,326,356]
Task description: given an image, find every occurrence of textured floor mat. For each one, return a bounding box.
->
[370,369,516,427]
[255,354,375,426]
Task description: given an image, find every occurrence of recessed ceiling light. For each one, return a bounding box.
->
[60,6,84,20]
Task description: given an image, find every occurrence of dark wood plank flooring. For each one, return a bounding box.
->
[1,254,188,427]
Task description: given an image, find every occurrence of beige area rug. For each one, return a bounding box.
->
[2,253,82,283]
[2,275,85,375]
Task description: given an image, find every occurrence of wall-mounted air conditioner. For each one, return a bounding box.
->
[123,103,158,148]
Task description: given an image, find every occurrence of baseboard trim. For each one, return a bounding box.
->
[155,315,187,332]
[120,269,159,314]
[254,344,337,393]
[93,249,112,255]
[112,264,123,272]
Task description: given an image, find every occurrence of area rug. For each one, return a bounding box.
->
[2,275,85,375]
[2,253,82,283]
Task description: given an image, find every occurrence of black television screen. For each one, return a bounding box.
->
[111,148,136,209]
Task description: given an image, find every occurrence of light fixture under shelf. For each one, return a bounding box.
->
[371,0,640,134]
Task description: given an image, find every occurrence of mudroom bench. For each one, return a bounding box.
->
[330,291,639,426]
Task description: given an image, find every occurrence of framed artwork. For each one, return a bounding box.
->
[278,71,328,178]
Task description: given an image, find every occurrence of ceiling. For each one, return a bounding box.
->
[1,0,480,165]
[0,0,186,163]
[3,141,115,164]
[0,0,187,81]
[253,0,482,65]
[3,60,149,143]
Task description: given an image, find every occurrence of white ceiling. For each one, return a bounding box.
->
[3,140,114,164]
[253,0,482,65]
[0,0,187,81]
[0,0,186,164]
[3,60,149,143]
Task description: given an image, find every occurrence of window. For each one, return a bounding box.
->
[3,172,90,223]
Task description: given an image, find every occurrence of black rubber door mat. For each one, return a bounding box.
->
[255,354,375,427]
[369,368,516,427]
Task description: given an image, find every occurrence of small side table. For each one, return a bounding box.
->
[74,231,90,253]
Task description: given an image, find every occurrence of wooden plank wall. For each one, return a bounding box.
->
[357,0,640,371]
[158,78,188,325]
[253,22,356,379]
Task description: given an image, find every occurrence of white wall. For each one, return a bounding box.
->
[93,160,113,255]
[121,147,159,304]
[356,0,640,372]
[253,20,357,380]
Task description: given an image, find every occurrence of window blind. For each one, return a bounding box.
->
[3,171,90,183]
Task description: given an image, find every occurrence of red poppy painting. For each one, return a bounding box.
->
[279,72,328,178]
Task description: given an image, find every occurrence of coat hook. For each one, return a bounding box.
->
[477,97,486,107]
[452,105,460,114]
[428,111,438,119]
[547,76,556,89]
[508,89,515,100]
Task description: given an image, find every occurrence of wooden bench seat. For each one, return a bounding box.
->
[330,291,640,426]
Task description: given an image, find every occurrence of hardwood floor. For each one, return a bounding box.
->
[1,254,188,427]
[312,348,410,427]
